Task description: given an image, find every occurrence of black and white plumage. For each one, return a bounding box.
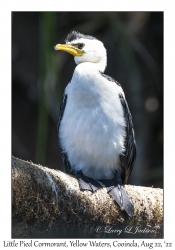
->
[55,31,136,217]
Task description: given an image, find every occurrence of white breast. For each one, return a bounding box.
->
[59,63,126,179]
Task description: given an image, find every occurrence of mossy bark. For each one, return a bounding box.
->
[12,156,163,238]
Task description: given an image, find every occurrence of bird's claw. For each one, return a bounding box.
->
[76,170,134,217]
[76,170,102,192]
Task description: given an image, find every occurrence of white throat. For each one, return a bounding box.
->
[74,56,107,73]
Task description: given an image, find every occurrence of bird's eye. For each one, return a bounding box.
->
[77,43,84,49]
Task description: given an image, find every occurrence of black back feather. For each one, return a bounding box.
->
[119,93,136,183]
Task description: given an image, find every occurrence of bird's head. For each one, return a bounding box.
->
[54,31,107,72]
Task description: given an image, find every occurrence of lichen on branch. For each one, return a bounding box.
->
[12,156,163,238]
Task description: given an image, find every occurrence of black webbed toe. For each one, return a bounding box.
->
[76,170,102,192]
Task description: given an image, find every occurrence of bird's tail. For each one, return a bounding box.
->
[107,184,134,217]
[76,170,134,217]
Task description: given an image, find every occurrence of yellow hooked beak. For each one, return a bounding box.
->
[54,44,83,56]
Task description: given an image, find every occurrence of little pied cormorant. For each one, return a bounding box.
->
[54,31,136,217]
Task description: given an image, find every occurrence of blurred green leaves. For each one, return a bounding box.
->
[35,12,60,165]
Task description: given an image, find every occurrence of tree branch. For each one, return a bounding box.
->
[12,156,163,238]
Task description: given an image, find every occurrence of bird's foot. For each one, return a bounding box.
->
[76,170,102,192]
[76,170,134,217]
[107,184,134,217]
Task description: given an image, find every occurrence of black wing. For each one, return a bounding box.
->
[57,93,74,174]
[100,73,136,184]
[119,92,136,184]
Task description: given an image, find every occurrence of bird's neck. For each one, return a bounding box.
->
[74,59,107,73]
[95,58,107,73]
